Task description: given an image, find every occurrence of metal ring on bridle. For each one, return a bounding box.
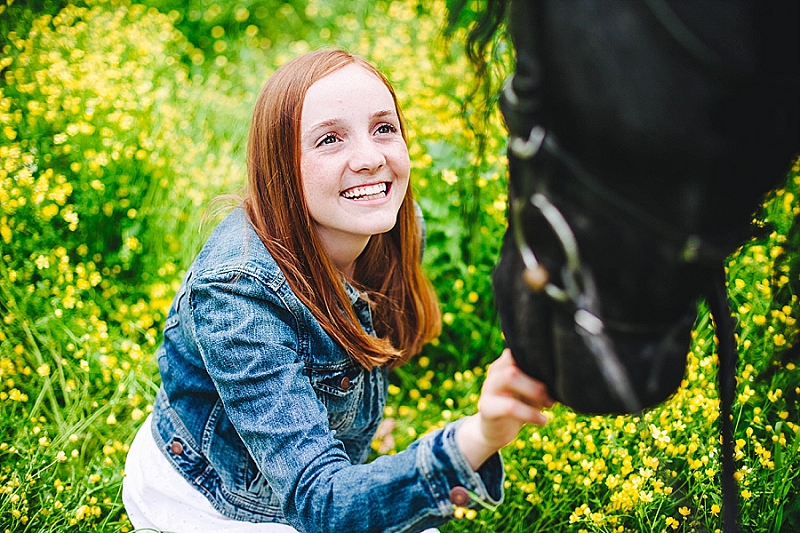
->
[512,192,586,303]
[510,126,546,160]
[503,75,546,161]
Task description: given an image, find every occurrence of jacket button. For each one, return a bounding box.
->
[170,440,184,455]
[449,486,471,507]
[340,376,351,390]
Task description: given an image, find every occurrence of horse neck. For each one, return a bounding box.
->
[519,0,799,235]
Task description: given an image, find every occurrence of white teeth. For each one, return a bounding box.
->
[341,182,388,200]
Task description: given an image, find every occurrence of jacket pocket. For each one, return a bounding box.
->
[306,364,364,432]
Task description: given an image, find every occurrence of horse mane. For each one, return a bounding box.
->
[443,0,513,158]
[444,0,510,79]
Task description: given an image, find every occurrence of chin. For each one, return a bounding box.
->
[367,223,398,236]
[359,209,401,233]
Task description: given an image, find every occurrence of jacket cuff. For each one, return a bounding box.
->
[417,417,504,516]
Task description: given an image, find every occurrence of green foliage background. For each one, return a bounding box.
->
[0,1,798,532]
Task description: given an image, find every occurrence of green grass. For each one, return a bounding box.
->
[0,1,798,531]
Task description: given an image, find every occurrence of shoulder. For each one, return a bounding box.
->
[191,208,284,287]
[182,210,350,367]
[181,208,311,320]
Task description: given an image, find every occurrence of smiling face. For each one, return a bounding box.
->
[300,64,410,271]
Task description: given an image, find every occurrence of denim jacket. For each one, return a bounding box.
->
[150,208,504,533]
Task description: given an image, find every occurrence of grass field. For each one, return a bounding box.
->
[1,1,798,531]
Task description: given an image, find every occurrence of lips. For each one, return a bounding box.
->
[340,182,389,200]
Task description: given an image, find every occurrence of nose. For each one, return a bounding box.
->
[348,136,386,174]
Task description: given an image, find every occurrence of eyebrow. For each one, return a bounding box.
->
[372,109,397,121]
[301,109,399,143]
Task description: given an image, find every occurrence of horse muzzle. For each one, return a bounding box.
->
[493,227,696,415]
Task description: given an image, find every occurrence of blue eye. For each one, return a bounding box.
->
[318,133,338,146]
[376,123,396,134]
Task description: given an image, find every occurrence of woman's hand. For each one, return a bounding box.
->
[455,349,554,470]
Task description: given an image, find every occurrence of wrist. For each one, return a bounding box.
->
[455,415,497,471]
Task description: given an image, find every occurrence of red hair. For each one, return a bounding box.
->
[244,49,440,368]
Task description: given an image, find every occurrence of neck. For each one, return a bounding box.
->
[316,230,370,281]
[337,260,356,281]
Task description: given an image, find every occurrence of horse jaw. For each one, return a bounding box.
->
[493,228,693,415]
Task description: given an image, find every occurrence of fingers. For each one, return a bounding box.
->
[460,348,555,464]
[485,348,554,410]
[476,348,556,433]
[481,395,549,426]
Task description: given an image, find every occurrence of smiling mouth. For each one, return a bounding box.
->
[340,182,390,201]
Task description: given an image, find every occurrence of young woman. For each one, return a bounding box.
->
[122,49,553,533]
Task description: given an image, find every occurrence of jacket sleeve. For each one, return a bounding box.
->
[187,270,503,533]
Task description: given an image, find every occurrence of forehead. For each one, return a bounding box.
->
[301,64,396,124]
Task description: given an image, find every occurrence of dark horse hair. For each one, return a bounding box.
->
[447,2,799,531]
[445,0,511,76]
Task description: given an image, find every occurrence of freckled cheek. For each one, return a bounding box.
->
[398,163,411,191]
[301,158,339,196]
[393,169,410,199]
[392,148,411,184]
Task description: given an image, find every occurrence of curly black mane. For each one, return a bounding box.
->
[444,0,510,77]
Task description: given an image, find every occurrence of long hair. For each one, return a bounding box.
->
[244,49,440,369]
[445,0,510,78]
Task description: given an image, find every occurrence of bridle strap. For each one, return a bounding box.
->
[708,267,742,533]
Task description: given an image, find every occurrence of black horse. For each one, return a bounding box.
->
[449,1,799,530]
[491,0,798,415]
